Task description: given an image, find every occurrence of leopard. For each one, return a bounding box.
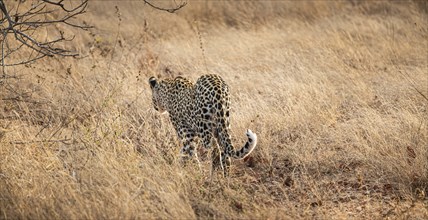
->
[148,74,258,175]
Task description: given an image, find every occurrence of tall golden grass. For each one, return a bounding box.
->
[1,1,427,219]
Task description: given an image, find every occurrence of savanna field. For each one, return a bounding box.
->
[1,1,427,219]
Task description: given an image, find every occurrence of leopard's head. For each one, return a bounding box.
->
[149,76,167,113]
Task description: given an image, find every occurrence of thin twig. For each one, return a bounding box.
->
[1,30,6,75]
[194,21,209,75]
[399,70,428,102]
[143,0,187,13]
[9,138,72,145]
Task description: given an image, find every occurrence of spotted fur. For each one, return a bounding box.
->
[149,74,258,174]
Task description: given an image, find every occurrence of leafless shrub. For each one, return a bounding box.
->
[0,0,90,72]
[0,0,186,74]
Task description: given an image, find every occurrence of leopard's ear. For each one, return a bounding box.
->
[149,77,157,88]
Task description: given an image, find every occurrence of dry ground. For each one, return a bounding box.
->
[1,1,427,219]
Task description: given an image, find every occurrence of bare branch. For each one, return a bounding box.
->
[42,0,87,13]
[0,0,91,68]
[143,0,187,13]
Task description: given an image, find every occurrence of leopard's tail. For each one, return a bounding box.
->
[214,93,257,160]
[232,129,258,159]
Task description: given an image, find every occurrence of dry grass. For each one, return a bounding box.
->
[1,1,427,219]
